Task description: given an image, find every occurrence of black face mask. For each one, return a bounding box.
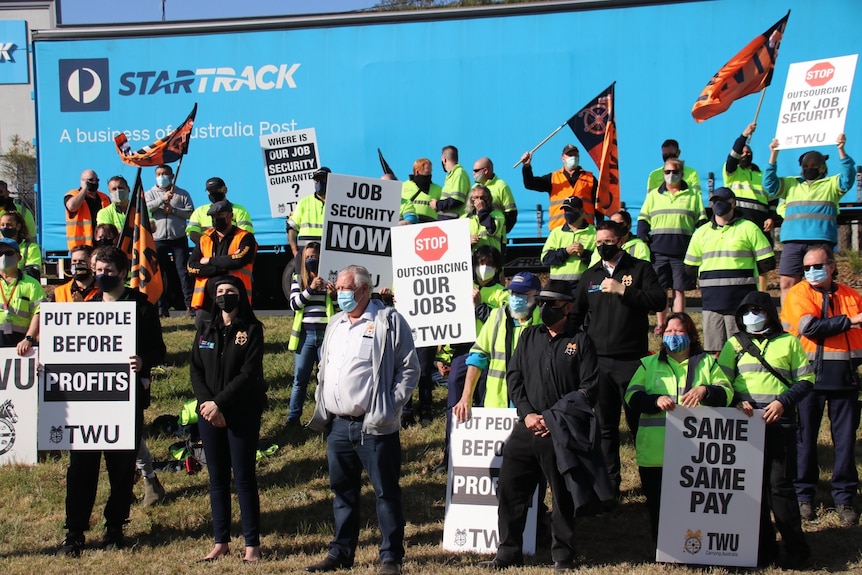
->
[411,174,432,192]
[215,293,240,313]
[305,257,319,274]
[0,228,16,239]
[802,167,822,181]
[85,181,99,193]
[72,266,92,280]
[208,192,225,203]
[712,200,733,217]
[597,243,621,261]
[314,181,326,196]
[212,217,230,233]
[94,237,116,248]
[739,156,752,169]
[540,303,567,327]
[441,161,448,173]
[564,212,581,226]
[95,273,122,292]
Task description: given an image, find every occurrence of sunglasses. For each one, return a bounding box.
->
[472,167,486,173]
[803,263,826,271]
[747,306,764,314]
[663,169,680,175]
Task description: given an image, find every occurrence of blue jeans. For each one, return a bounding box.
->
[326,417,405,564]
[198,409,262,547]
[288,329,324,423]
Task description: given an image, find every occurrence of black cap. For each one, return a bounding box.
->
[205,177,226,191]
[562,144,579,156]
[709,187,735,202]
[313,167,332,181]
[207,199,233,215]
[539,279,574,302]
[561,196,584,212]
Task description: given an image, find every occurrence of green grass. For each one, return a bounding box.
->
[0,314,860,574]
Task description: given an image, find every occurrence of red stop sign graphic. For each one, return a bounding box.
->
[805,62,835,87]
[415,226,448,261]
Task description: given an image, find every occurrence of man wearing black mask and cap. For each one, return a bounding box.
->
[186,177,255,246]
[684,187,774,355]
[573,221,666,499]
[287,167,331,276]
[188,200,257,328]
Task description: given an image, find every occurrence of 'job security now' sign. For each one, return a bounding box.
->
[657,407,764,567]
[38,302,137,450]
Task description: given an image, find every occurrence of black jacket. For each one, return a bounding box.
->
[573,253,666,358]
[190,314,267,420]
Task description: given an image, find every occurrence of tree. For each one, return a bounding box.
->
[0,135,37,217]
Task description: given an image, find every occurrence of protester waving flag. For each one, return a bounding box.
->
[567,83,620,215]
[118,169,163,304]
[114,103,197,166]
[691,12,789,123]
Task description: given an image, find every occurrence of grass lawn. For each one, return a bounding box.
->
[0,313,860,574]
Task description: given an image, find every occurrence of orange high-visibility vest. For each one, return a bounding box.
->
[65,189,111,251]
[53,279,99,302]
[191,228,253,309]
[549,169,597,229]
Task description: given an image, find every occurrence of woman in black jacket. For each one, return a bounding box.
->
[190,275,267,563]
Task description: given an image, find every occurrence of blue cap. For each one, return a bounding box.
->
[0,238,20,253]
[507,272,541,294]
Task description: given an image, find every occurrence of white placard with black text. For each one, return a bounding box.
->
[657,407,765,567]
[391,219,476,346]
[38,302,138,450]
[775,54,858,149]
[443,408,538,555]
[260,127,321,217]
[319,174,401,292]
[0,347,38,465]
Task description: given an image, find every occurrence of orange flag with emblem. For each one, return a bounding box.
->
[115,104,197,166]
[118,169,163,304]
[692,12,789,123]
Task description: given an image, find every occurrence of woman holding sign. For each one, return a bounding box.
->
[625,312,732,544]
[190,275,267,563]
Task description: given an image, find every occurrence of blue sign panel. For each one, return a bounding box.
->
[0,20,29,84]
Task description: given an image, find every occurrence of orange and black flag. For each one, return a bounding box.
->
[115,103,197,166]
[567,83,620,216]
[119,169,163,305]
[691,12,789,123]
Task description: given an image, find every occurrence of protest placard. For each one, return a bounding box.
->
[0,347,38,465]
[260,127,320,216]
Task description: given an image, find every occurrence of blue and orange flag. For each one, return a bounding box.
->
[115,104,197,166]
[119,169,163,305]
[567,83,620,216]
[691,12,789,123]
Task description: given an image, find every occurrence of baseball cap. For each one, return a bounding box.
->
[205,177,226,191]
[709,187,735,202]
[562,144,579,156]
[539,279,574,302]
[507,272,541,294]
[0,238,20,254]
[207,199,233,215]
[561,197,584,212]
[313,167,332,181]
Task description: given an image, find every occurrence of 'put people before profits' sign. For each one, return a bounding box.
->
[443,408,538,555]
[259,127,320,217]
[774,54,858,150]
[37,302,138,451]
[391,219,476,347]
[319,173,402,292]
[656,407,765,567]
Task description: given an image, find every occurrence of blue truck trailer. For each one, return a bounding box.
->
[31,0,861,305]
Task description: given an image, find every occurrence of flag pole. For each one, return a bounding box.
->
[748,88,768,143]
[512,122,567,168]
[118,167,143,248]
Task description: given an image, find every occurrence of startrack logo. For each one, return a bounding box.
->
[59,58,110,112]
[119,64,301,95]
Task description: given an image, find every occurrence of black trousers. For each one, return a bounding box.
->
[495,422,576,564]
[759,424,809,565]
[638,466,663,542]
[595,355,641,492]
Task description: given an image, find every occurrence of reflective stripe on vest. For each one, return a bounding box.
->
[191,229,253,308]
[549,169,596,229]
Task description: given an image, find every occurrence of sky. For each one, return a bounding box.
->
[58,0,382,25]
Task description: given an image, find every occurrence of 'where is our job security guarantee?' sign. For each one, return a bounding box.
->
[38,302,138,451]
[657,407,765,567]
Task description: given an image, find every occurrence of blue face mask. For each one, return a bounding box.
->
[742,311,768,334]
[804,266,828,285]
[156,174,172,188]
[305,258,319,274]
[662,333,690,353]
[508,293,530,317]
[338,289,359,312]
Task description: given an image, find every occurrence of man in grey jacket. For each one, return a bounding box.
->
[307,265,419,575]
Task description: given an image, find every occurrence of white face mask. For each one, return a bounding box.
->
[476,265,496,283]
[0,254,15,270]
[742,311,768,334]
[564,156,578,169]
